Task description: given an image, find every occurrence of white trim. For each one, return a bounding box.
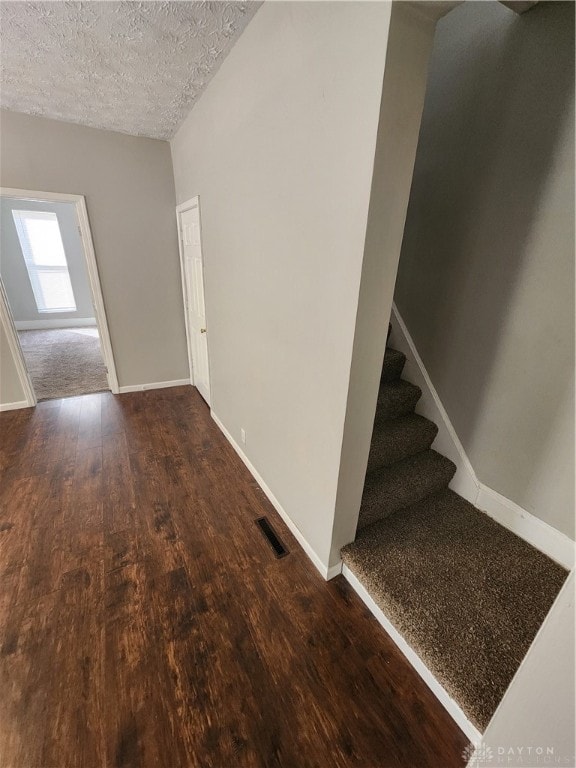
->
[175,198,200,214]
[176,196,213,406]
[390,303,575,570]
[476,484,575,570]
[326,561,343,580]
[14,317,96,330]
[175,197,198,388]
[342,564,482,743]
[76,195,118,395]
[0,400,31,412]
[0,188,119,395]
[211,409,336,581]
[0,278,37,407]
[118,378,190,394]
[390,303,479,503]
[1,188,83,205]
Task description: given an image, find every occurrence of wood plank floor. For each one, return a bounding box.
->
[0,387,469,768]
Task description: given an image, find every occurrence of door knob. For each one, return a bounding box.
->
[200,328,207,333]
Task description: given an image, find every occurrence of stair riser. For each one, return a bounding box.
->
[381,355,406,383]
[375,389,421,420]
[367,421,438,472]
[358,460,456,530]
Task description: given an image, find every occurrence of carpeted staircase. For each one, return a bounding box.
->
[341,329,568,732]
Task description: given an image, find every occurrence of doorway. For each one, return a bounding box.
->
[177,196,211,405]
[0,188,118,404]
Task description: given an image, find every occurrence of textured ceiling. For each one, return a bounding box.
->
[0,1,261,140]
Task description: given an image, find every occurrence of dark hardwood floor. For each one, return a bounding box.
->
[0,386,469,768]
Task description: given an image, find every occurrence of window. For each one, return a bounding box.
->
[12,210,77,313]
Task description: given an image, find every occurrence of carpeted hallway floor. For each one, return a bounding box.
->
[18,327,109,400]
[341,337,568,732]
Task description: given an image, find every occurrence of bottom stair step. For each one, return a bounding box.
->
[341,489,568,732]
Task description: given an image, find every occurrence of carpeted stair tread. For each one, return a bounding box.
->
[367,413,438,472]
[376,379,421,420]
[342,489,568,731]
[359,449,455,529]
[381,347,406,383]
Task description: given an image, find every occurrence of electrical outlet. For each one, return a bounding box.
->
[240,428,246,445]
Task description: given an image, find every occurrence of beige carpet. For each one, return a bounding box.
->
[18,327,109,400]
[342,339,568,732]
[342,489,568,731]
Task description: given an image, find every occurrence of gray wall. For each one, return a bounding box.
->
[171,1,391,569]
[0,198,95,325]
[331,4,436,566]
[0,110,188,394]
[394,1,575,538]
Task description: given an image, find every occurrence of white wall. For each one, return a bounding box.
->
[477,570,575,768]
[0,198,95,326]
[394,1,575,539]
[171,1,392,570]
[331,3,437,565]
[0,110,188,398]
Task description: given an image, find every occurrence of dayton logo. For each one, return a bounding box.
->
[463,742,495,766]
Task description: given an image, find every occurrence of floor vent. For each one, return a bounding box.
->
[255,517,289,559]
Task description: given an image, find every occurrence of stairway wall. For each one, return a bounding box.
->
[171,1,393,573]
[394,1,575,540]
[477,570,575,765]
[330,5,436,568]
[390,305,574,569]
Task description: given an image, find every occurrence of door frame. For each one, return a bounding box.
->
[176,195,211,402]
[0,187,119,404]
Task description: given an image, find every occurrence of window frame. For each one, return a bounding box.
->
[11,209,77,314]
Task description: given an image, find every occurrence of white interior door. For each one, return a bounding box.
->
[178,200,211,405]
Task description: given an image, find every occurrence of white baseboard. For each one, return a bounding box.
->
[476,484,575,570]
[15,317,96,330]
[390,304,575,570]
[210,409,337,581]
[326,561,343,580]
[390,304,479,504]
[0,400,30,412]
[342,563,482,743]
[118,378,191,394]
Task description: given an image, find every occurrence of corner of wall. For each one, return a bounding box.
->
[329,3,437,567]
